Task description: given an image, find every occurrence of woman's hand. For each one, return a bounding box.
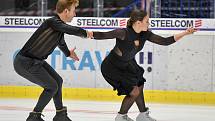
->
[185,27,198,35]
[174,27,198,41]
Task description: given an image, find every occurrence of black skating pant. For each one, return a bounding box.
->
[13,53,63,112]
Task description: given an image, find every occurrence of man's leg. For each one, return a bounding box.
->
[42,61,63,110]
[13,56,59,121]
[42,61,72,121]
[26,63,59,112]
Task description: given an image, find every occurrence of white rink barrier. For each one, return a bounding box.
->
[0,16,215,35]
[0,17,214,92]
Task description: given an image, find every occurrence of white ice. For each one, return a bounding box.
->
[0,99,215,121]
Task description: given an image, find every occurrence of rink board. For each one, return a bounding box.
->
[0,17,215,105]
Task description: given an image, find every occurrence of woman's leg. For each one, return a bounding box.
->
[119,86,140,114]
[135,85,147,112]
[135,85,156,121]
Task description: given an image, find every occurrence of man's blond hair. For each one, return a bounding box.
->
[56,0,79,13]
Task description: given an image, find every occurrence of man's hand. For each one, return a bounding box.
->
[69,47,79,61]
[87,31,94,39]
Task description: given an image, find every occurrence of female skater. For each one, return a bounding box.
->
[92,10,197,121]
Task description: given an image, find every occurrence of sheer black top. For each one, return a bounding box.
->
[19,15,87,60]
[93,27,175,61]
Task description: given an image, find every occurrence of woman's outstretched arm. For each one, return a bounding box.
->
[174,27,197,41]
[147,27,197,46]
[93,29,126,40]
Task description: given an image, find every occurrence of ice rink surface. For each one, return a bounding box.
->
[0,99,215,121]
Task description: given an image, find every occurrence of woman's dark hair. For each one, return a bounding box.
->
[127,10,148,28]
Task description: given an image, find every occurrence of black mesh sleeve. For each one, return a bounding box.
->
[58,36,70,57]
[49,18,87,38]
[93,29,126,40]
[147,31,176,46]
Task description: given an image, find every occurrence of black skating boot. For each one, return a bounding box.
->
[26,112,45,121]
[53,106,72,121]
